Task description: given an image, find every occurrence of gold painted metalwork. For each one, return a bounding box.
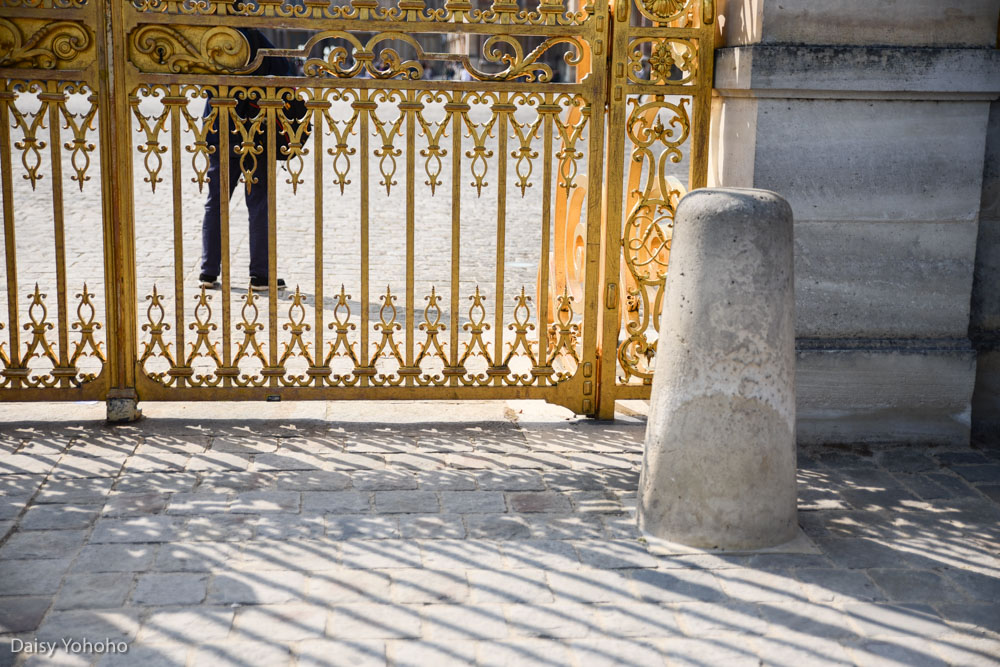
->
[0,0,712,415]
[0,18,94,70]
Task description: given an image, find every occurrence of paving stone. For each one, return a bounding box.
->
[745,553,833,570]
[507,492,572,513]
[95,643,190,667]
[102,492,170,517]
[715,569,807,603]
[34,478,115,504]
[601,515,641,539]
[526,514,606,540]
[421,604,509,640]
[327,515,400,539]
[475,638,573,666]
[942,567,1000,603]
[601,470,641,492]
[375,490,439,513]
[0,454,57,475]
[295,639,387,667]
[390,568,468,603]
[0,558,72,595]
[342,540,422,569]
[35,609,142,643]
[327,603,422,639]
[594,603,683,638]
[475,471,546,491]
[0,529,87,559]
[302,491,370,513]
[210,436,279,453]
[415,470,478,491]
[843,603,953,638]
[793,568,887,603]
[154,542,241,572]
[0,494,30,521]
[122,453,191,473]
[164,492,231,515]
[320,453,387,470]
[866,568,969,604]
[0,473,45,495]
[672,602,769,636]
[274,470,352,491]
[72,543,157,573]
[816,538,917,569]
[306,569,392,603]
[873,449,939,473]
[758,601,859,639]
[419,539,503,570]
[0,596,51,633]
[750,637,854,666]
[54,573,133,611]
[238,540,340,572]
[934,451,990,466]
[190,640,292,666]
[439,490,505,514]
[180,514,255,542]
[20,504,100,530]
[930,635,1000,666]
[385,639,476,667]
[233,603,327,640]
[113,473,200,494]
[660,637,762,666]
[138,607,234,643]
[499,540,581,570]
[565,637,664,666]
[131,573,208,606]
[186,452,253,472]
[467,569,553,604]
[542,470,606,491]
[936,603,1000,636]
[464,515,532,540]
[844,639,948,667]
[574,540,658,569]
[254,513,327,539]
[351,470,418,491]
[546,569,637,604]
[951,464,1000,485]
[630,569,726,603]
[229,490,300,513]
[49,455,126,479]
[196,472,277,493]
[398,514,466,539]
[207,570,307,605]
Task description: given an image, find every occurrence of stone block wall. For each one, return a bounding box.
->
[710,0,1000,444]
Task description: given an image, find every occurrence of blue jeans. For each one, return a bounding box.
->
[200,134,270,279]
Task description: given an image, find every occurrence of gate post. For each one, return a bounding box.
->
[638,188,797,550]
[97,0,140,422]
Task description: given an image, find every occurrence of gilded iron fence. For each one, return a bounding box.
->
[0,0,713,418]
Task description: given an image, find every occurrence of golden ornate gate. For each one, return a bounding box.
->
[0,0,713,418]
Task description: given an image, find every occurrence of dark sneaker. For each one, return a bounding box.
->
[199,273,219,289]
[249,276,287,293]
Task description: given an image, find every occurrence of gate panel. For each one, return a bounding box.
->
[122,0,610,413]
[0,0,112,400]
[596,0,713,417]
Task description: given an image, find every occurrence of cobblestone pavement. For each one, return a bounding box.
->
[0,399,998,666]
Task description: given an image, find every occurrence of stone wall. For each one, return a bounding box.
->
[710,0,1000,444]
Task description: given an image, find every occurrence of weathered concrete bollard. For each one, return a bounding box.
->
[638,188,797,550]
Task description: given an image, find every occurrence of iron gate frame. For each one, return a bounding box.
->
[0,0,714,418]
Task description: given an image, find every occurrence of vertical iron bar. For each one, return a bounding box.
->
[45,88,71,382]
[168,93,186,380]
[266,93,279,383]
[218,92,233,380]
[0,91,20,380]
[492,94,509,382]
[359,91,370,384]
[312,95,325,384]
[448,95,461,382]
[404,91,416,382]
[537,99,554,375]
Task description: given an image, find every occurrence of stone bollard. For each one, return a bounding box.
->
[638,188,797,550]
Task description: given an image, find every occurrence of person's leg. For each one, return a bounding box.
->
[200,137,241,279]
[244,144,271,281]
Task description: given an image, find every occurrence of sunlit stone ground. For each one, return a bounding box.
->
[0,399,998,666]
